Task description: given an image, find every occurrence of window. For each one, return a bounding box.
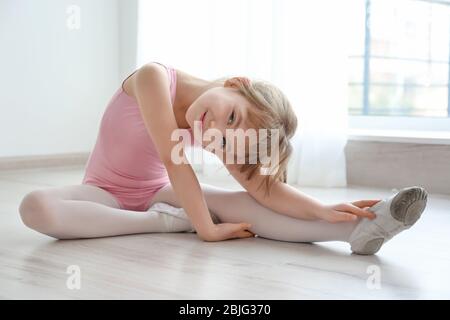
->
[349,0,450,118]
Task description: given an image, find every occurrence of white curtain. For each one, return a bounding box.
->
[136,0,352,187]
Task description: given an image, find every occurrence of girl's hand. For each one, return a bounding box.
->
[199,222,255,242]
[317,199,382,223]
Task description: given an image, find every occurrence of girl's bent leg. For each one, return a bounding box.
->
[18,184,191,239]
[150,183,360,243]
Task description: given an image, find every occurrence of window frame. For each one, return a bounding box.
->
[349,0,450,133]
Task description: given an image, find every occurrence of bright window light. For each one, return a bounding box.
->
[349,0,450,118]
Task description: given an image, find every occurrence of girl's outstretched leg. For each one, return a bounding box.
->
[151,183,428,255]
[150,183,360,243]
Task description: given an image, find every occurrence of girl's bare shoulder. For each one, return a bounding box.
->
[121,63,168,98]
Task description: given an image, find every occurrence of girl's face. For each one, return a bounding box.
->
[185,85,252,149]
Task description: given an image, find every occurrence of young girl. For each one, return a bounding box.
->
[18,61,428,255]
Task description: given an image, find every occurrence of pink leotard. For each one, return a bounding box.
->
[82,61,193,211]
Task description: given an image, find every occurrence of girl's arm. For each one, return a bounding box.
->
[130,63,252,241]
[225,163,379,223]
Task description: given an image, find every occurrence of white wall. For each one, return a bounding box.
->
[0,0,121,157]
[118,0,138,81]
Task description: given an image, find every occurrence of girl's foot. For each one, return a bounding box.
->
[147,202,220,233]
[147,202,195,232]
[348,186,428,255]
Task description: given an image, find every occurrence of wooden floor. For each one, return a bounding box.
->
[1,166,449,299]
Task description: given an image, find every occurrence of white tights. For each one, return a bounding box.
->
[18,183,359,242]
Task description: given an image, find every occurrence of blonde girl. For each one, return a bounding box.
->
[19,61,427,255]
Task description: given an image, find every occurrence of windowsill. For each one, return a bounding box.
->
[348,129,450,145]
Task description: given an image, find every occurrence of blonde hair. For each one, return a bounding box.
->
[211,76,298,197]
